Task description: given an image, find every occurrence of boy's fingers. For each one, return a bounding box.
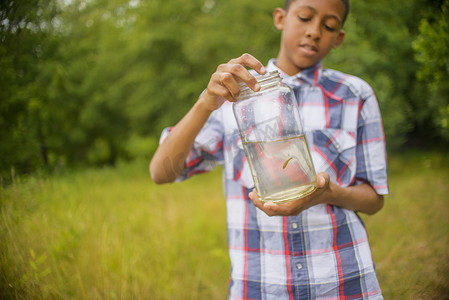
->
[217,63,259,92]
[316,172,330,189]
[209,72,239,101]
[209,53,267,103]
[249,189,275,216]
[263,201,296,216]
[230,53,266,75]
[218,72,241,98]
[224,54,267,92]
[248,189,261,204]
[249,189,297,217]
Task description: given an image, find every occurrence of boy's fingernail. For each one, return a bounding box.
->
[254,83,261,91]
[260,66,266,74]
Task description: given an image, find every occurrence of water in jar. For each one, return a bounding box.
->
[244,134,316,203]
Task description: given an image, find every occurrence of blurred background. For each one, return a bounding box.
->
[1,0,448,299]
[1,0,448,180]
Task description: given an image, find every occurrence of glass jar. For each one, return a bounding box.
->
[233,71,316,203]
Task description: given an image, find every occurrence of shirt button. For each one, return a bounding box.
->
[292,222,298,229]
[296,263,303,270]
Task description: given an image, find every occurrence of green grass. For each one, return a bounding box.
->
[0,162,229,299]
[362,151,449,299]
[1,151,448,299]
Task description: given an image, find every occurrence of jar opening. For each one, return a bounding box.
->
[237,71,281,98]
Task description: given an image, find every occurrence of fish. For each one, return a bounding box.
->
[283,157,294,169]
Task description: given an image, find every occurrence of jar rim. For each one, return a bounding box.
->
[237,70,281,98]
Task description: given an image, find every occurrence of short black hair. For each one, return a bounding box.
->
[284,0,350,26]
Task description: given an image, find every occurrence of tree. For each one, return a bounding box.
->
[413,0,449,140]
[1,0,447,184]
[0,0,60,182]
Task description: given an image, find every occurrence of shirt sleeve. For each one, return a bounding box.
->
[159,108,225,182]
[355,84,389,195]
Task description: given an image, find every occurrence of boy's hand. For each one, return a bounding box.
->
[248,172,331,216]
[249,172,384,216]
[199,53,266,112]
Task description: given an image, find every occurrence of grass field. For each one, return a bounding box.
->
[1,151,448,299]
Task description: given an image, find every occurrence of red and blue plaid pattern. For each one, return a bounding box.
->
[160,60,388,299]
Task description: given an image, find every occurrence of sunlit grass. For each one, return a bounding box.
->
[1,162,229,299]
[362,151,449,299]
[1,151,448,299]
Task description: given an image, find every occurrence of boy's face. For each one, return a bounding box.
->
[274,0,346,75]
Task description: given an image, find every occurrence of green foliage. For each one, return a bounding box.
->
[324,0,428,149]
[0,0,60,179]
[413,0,449,139]
[127,0,281,137]
[1,0,448,182]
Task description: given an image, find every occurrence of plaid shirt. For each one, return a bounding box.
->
[160,59,389,299]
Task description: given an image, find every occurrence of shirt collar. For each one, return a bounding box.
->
[266,59,323,87]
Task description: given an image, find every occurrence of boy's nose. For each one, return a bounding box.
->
[305,23,321,41]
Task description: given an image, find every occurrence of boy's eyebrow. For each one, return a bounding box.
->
[296,5,342,24]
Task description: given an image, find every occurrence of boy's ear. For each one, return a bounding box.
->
[273,8,286,30]
[333,30,346,48]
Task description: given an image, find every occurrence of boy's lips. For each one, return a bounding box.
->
[299,44,318,55]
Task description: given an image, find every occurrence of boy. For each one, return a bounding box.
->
[150,0,389,298]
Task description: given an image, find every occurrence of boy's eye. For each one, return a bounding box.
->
[324,24,337,32]
[298,16,311,22]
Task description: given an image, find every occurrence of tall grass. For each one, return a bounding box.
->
[362,151,449,299]
[1,151,448,299]
[1,162,229,299]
